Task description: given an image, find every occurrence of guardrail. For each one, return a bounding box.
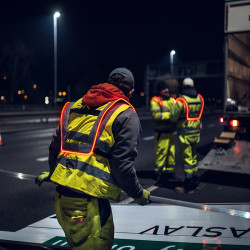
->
[0,107,222,133]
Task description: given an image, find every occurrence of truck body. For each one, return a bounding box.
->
[199,0,250,174]
[222,0,250,138]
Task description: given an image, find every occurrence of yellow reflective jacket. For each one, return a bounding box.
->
[150,96,176,133]
[50,97,135,201]
[171,94,204,143]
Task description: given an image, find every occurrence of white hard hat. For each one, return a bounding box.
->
[183,77,194,87]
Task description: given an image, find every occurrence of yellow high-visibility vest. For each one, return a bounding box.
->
[50,98,135,201]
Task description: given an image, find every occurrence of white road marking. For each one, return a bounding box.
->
[142,136,154,141]
[36,157,48,162]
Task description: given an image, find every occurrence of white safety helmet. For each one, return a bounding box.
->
[183,77,194,87]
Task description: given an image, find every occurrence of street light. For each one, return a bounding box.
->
[53,11,60,107]
[170,50,176,75]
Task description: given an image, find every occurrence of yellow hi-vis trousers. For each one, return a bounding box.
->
[54,190,114,250]
[154,132,175,173]
[179,141,198,178]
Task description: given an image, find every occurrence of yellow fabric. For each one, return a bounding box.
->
[150,97,175,121]
[51,99,133,201]
[54,191,114,250]
[179,142,197,166]
[171,95,202,141]
[154,132,175,170]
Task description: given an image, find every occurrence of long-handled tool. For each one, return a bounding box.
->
[0,169,37,181]
[150,195,250,219]
[2,169,250,219]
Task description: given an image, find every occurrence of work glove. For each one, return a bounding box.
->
[35,172,50,186]
[134,189,151,206]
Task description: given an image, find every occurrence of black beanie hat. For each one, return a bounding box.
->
[157,81,169,91]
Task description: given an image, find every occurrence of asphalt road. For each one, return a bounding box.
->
[0,114,250,233]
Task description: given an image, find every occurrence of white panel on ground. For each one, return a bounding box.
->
[0,204,250,249]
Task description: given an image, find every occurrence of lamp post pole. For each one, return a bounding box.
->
[170,50,176,76]
[53,11,60,107]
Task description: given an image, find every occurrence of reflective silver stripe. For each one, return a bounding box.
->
[152,108,161,112]
[96,139,111,153]
[177,126,200,132]
[66,131,111,154]
[59,156,116,185]
[162,104,167,112]
[66,131,89,143]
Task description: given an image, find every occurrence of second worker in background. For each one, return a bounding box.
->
[150,81,177,181]
[171,77,204,194]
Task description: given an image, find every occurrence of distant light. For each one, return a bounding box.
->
[54,11,60,18]
[140,92,144,97]
[170,50,176,55]
[21,90,25,94]
[58,92,62,96]
[220,117,224,123]
[62,91,66,96]
[18,90,22,95]
[45,96,49,105]
[33,84,37,89]
[24,95,28,100]
[2,76,7,80]
[1,96,4,101]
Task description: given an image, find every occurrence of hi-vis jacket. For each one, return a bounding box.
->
[150,96,176,133]
[171,93,204,138]
[49,96,143,201]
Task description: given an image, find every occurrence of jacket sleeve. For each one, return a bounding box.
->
[48,124,61,174]
[150,99,171,120]
[170,101,183,123]
[109,108,143,199]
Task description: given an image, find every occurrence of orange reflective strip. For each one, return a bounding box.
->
[151,96,163,106]
[176,94,204,121]
[60,98,134,156]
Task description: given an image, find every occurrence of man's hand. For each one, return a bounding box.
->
[134,189,150,206]
[35,172,50,186]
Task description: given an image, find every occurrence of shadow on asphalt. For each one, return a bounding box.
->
[199,170,250,189]
[136,170,183,190]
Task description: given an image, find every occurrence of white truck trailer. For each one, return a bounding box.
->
[199,0,250,174]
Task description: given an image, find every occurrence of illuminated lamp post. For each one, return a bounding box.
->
[170,50,176,75]
[54,11,60,107]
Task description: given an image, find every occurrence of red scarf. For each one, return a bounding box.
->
[83,83,129,106]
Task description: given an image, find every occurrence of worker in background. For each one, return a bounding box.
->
[170,77,204,194]
[35,68,150,250]
[150,81,177,181]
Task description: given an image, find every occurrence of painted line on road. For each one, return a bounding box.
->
[119,185,159,204]
[36,157,48,162]
[142,136,154,141]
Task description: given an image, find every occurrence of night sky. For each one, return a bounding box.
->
[0,0,225,106]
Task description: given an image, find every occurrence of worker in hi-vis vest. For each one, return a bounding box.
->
[150,81,177,181]
[170,77,204,194]
[35,68,150,250]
